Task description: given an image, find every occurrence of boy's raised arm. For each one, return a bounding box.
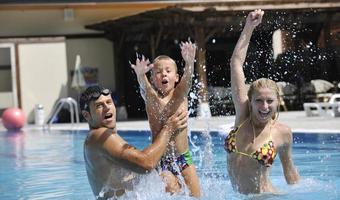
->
[130,54,157,101]
[176,40,196,97]
[161,40,196,118]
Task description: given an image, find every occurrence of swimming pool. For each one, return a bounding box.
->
[0,129,339,200]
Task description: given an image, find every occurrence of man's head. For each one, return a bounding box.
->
[151,55,179,96]
[79,85,116,129]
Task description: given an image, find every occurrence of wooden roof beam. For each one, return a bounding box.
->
[180,2,340,12]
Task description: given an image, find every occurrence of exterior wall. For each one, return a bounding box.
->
[65,38,115,100]
[0,37,114,123]
[0,9,99,37]
[18,41,68,123]
[0,5,169,37]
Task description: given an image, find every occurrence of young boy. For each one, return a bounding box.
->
[130,40,201,197]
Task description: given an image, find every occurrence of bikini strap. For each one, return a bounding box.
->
[236,118,249,129]
[231,118,249,136]
[269,120,273,141]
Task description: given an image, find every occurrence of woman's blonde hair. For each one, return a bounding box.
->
[247,78,280,101]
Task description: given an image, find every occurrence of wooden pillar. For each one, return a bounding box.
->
[195,26,211,117]
[150,27,163,59]
[150,35,156,59]
[195,26,208,102]
[323,13,332,48]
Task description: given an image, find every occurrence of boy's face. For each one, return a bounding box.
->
[151,59,179,95]
[85,94,116,129]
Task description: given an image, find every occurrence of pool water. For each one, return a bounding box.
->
[0,129,339,200]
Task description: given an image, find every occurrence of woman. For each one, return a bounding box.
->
[224,9,300,194]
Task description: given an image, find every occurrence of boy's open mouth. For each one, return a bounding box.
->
[162,80,168,84]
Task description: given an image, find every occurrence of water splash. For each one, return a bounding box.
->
[199,124,214,172]
[119,171,168,200]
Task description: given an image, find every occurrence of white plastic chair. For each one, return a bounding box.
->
[303,93,340,117]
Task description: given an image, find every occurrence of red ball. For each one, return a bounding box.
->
[2,108,26,131]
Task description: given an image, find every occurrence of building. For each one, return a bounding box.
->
[1,0,340,122]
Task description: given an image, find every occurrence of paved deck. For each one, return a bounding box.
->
[6,111,338,134]
[116,111,340,134]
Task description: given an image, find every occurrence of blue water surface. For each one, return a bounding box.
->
[0,129,339,200]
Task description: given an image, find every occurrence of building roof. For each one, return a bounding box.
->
[1,0,340,37]
[0,0,196,4]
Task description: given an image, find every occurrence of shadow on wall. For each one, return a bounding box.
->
[29,84,68,124]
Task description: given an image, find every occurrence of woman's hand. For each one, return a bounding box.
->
[245,9,264,28]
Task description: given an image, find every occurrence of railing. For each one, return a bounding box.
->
[45,97,79,125]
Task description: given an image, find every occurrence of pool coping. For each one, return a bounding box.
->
[4,111,338,134]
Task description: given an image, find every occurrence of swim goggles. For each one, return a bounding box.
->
[84,88,112,110]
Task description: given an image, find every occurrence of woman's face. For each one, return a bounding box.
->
[250,87,278,124]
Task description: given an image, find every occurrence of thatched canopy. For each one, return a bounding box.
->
[85,4,340,116]
[86,7,241,38]
[86,5,340,47]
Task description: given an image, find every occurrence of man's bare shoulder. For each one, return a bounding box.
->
[86,127,117,145]
[85,127,129,159]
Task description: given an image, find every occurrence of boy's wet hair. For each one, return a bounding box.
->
[153,55,178,72]
[79,85,112,111]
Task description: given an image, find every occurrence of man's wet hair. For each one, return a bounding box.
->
[79,85,111,111]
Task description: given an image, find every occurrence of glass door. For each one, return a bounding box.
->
[0,43,18,113]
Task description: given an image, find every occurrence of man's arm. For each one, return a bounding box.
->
[94,109,188,172]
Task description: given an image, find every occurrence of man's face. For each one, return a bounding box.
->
[151,59,179,95]
[87,94,116,129]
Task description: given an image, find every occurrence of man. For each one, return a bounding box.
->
[79,85,188,199]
